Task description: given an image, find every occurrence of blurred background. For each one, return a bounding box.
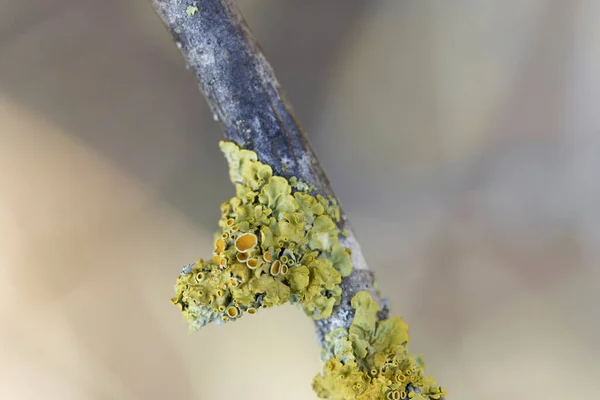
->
[1,0,599,399]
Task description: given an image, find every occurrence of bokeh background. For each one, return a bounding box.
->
[1,1,599,399]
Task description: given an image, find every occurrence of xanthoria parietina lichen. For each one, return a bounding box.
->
[171,141,446,399]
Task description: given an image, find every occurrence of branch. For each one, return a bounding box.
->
[150,0,388,344]
[151,2,445,399]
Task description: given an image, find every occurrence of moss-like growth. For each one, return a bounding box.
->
[171,141,352,330]
[313,292,447,400]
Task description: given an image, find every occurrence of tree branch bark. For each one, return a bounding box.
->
[150,0,388,346]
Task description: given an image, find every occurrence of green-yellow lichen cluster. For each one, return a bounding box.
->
[313,291,447,400]
[171,141,352,330]
[185,5,199,16]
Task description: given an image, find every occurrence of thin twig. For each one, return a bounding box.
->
[150,0,387,345]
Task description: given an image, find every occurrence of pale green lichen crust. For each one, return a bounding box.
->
[313,291,447,400]
[289,176,317,193]
[171,141,352,330]
[185,5,199,16]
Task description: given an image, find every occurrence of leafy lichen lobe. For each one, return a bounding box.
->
[313,291,447,400]
[172,141,352,330]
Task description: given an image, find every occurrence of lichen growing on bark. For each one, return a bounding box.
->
[313,291,447,400]
[172,141,352,330]
[170,142,445,399]
[185,5,198,16]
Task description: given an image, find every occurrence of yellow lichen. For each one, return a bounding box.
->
[270,260,281,276]
[235,232,257,252]
[171,141,352,329]
[246,258,260,269]
[171,142,443,399]
[226,306,239,318]
[215,238,226,253]
[312,291,446,400]
[185,5,199,16]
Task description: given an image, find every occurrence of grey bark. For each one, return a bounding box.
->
[150,0,388,346]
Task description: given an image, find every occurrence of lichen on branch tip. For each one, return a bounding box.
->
[313,291,447,400]
[171,141,352,330]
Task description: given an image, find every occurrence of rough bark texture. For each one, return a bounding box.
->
[150,0,388,346]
